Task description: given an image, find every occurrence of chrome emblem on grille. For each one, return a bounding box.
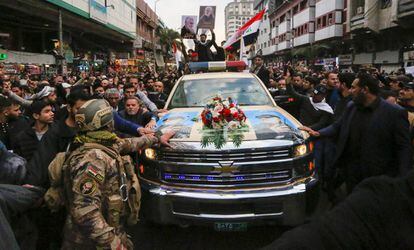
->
[213,161,239,176]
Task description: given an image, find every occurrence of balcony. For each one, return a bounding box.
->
[315,0,343,17]
[293,7,315,27]
[294,33,315,47]
[278,21,289,35]
[278,40,291,51]
[315,24,343,41]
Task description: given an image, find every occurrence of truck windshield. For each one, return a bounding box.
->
[169,77,273,108]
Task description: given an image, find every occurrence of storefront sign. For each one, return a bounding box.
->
[90,0,107,24]
[133,37,143,48]
[338,54,352,65]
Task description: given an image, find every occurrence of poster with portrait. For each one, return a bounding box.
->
[181,15,198,39]
[197,6,216,29]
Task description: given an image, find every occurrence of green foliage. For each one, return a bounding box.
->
[156,25,181,54]
[201,126,249,149]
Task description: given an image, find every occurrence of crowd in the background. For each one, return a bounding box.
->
[0,66,180,249]
[1,45,414,248]
[251,55,414,194]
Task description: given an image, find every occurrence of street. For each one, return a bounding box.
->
[131,222,287,250]
[129,190,330,249]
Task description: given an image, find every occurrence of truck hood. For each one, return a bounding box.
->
[156,106,307,147]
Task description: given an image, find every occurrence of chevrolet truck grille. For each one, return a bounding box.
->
[162,169,292,186]
[159,148,291,163]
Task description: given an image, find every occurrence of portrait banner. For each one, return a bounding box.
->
[198,6,216,29]
[181,15,198,39]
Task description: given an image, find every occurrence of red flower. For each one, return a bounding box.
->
[229,103,235,108]
[233,112,239,118]
[213,117,220,122]
[223,108,231,117]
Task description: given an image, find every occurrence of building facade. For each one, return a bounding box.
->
[225,0,255,40]
[0,0,136,70]
[268,0,346,54]
[345,0,414,72]
[262,0,414,72]
[253,0,273,57]
[135,0,158,61]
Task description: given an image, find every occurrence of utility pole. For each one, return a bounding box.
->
[58,8,66,75]
[153,0,161,73]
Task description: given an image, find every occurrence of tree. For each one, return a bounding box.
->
[156,23,182,56]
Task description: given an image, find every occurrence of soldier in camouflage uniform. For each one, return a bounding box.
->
[61,99,173,249]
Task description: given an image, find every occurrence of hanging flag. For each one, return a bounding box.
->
[223,9,266,50]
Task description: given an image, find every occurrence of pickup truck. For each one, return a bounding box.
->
[138,71,317,229]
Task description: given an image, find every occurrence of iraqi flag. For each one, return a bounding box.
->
[223,9,266,51]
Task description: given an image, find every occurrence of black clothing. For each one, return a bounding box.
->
[24,119,76,188]
[119,109,153,127]
[345,98,381,166]
[319,99,412,191]
[287,84,333,130]
[194,33,215,62]
[11,126,42,162]
[401,103,414,113]
[0,149,27,185]
[0,117,30,150]
[148,92,168,109]
[252,65,270,87]
[326,87,341,109]
[0,185,44,250]
[333,94,352,121]
[264,172,414,250]
[214,46,225,61]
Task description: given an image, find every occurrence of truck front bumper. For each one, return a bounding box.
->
[139,176,317,227]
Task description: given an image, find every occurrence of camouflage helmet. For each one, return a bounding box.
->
[75,99,113,132]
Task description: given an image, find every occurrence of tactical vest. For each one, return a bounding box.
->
[44,142,141,227]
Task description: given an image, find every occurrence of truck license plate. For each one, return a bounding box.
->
[214,222,247,232]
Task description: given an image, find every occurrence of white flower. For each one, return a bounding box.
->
[230,107,238,115]
[214,103,223,112]
[222,100,230,107]
[228,121,240,130]
[212,111,220,118]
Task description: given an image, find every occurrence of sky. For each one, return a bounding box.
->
[145,0,234,43]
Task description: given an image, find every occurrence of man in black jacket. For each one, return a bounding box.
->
[251,55,270,86]
[286,80,334,131]
[334,72,355,121]
[194,30,215,62]
[12,101,54,161]
[24,91,89,188]
[213,41,226,61]
[263,171,414,250]
[0,97,30,149]
[302,72,412,192]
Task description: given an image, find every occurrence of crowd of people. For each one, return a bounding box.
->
[0,67,178,249]
[250,55,414,248]
[251,55,413,194]
[1,40,414,248]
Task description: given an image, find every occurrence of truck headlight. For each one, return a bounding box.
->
[144,148,157,160]
[293,144,308,157]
